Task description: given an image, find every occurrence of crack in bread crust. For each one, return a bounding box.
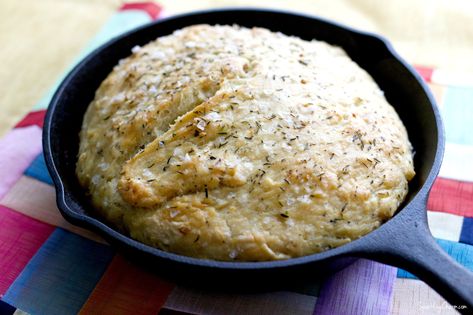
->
[118,92,250,207]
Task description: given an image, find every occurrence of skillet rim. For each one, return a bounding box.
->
[42,7,445,270]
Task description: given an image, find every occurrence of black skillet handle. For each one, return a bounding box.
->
[357,194,473,314]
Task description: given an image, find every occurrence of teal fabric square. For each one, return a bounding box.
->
[441,86,473,145]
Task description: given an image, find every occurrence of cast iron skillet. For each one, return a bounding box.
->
[43,8,473,312]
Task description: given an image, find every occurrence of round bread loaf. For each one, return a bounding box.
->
[76,25,415,261]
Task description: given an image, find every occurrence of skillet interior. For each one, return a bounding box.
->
[43,8,442,286]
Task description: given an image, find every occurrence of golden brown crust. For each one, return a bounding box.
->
[76,25,415,261]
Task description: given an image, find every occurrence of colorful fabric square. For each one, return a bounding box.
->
[0,176,104,243]
[426,82,446,109]
[24,153,53,185]
[428,178,473,217]
[427,211,463,242]
[414,65,433,82]
[0,205,54,295]
[432,69,473,87]
[397,239,473,278]
[2,228,114,315]
[119,1,162,20]
[0,126,42,199]
[441,86,473,146]
[389,278,457,315]
[313,259,397,315]
[162,287,317,315]
[79,255,174,314]
[460,217,473,245]
[14,110,46,129]
[440,143,473,182]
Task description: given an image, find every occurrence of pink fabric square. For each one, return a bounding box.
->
[0,205,55,294]
[0,126,43,199]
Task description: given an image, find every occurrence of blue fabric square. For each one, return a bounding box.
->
[24,153,53,185]
[397,238,473,278]
[460,217,473,246]
[3,228,114,315]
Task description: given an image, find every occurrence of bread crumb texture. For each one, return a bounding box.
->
[76,25,415,261]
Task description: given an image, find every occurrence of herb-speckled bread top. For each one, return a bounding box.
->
[76,25,415,261]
